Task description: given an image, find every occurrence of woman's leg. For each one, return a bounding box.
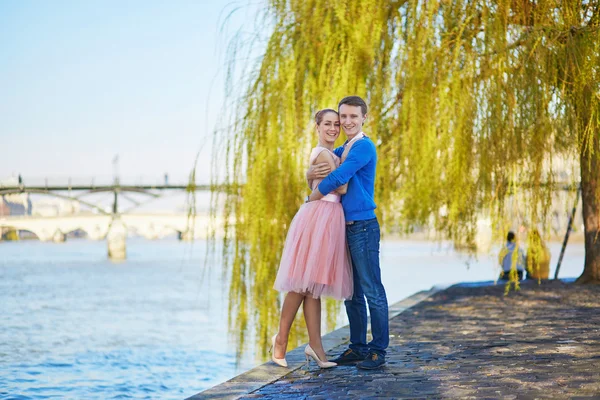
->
[274,292,305,358]
[303,296,328,361]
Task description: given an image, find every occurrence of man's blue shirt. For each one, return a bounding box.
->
[317,136,377,221]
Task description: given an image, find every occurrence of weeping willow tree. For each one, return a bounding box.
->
[212,0,600,356]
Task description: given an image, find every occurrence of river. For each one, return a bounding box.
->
[0,237,585,399]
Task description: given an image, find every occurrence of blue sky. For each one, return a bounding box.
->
[0,0,260,185]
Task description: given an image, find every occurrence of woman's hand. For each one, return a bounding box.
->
[335,183,348,195]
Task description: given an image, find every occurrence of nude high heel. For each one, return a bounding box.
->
[269,334,288,367]
[304,344,336,369]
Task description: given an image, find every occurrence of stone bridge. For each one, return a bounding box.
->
[0,213,222,242]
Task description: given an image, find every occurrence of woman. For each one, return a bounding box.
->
[270,109,353,369]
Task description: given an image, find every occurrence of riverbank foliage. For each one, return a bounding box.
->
[211,0,600,357]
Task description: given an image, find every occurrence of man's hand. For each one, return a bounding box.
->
[306,162,331,181]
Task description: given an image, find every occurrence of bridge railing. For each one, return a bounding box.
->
[0,175,202,189]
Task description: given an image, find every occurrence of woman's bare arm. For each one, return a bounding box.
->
[306,163,331,188]
[313,151,347,194]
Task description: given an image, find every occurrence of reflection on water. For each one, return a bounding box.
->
[0,238,585,398]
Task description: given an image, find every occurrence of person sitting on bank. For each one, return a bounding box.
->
[498,231,526,281]
[526,228,551,281]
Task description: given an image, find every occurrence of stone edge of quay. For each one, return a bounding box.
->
[186,285,446,400]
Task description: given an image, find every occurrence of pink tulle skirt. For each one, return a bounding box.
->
[274,199,353,300]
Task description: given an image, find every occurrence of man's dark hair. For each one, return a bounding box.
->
[338,96,368,116]
[507,231,515,242]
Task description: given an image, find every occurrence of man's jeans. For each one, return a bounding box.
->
[345,217,389,357]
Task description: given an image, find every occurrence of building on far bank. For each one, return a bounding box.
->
[31,198,80,217]
[0,176,32,217]
[1,195,32,216]
[0,200,9,217]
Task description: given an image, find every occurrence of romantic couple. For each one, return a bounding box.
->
[270,96,389,370]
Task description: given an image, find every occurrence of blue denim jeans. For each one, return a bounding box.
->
[345,218,389,357]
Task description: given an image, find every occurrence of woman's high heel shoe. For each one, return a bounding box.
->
[304,344,336,369]
[269,334,288,367]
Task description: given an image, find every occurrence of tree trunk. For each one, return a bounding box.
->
[576,130,600,284]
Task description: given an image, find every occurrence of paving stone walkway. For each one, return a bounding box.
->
[240,281,600,399]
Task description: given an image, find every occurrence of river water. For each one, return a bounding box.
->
[0,237,585,399]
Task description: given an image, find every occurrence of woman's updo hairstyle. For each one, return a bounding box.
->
[314,108,338,125]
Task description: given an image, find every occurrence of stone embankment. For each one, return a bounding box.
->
[192,280,600,399]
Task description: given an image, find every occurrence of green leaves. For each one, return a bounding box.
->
[214,0,599,357]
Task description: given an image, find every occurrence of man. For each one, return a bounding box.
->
[498,231,526,281]
[306,95,388,370]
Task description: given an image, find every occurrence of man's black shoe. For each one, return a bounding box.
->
[331,348,367,364]
[357,352,386,370]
